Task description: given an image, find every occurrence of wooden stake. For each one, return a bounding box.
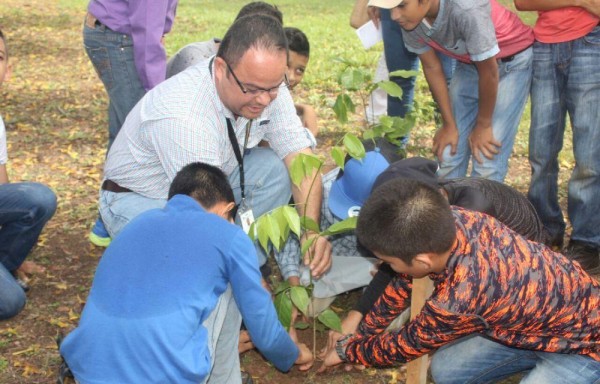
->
[405,276,434,384]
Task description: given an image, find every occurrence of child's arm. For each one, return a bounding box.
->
[0,164,9,184]
[420,50,458,162]
[469,58,501,165]
[515,0,600,16]
[295,103,318,137]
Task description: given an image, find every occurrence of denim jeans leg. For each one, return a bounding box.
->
[380,9,419,118]
[98,190,166,239]
[229,148,292,267]
[0,262,26,320]
[521,351,600,384]
[83,22,146,149]
[203,286,242,384]
[471,48,532,182]
[527,41,568,241]
[0,182,57,271]
[565,26,600,247]
[441,48,532,182]
[438,61,478,180]
[430,335,537,384]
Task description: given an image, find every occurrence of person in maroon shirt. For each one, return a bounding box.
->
[320,179,600,383]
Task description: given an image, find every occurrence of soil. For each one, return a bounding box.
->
[0,1,597,383]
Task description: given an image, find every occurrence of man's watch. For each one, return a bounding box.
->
[335,334,353,363]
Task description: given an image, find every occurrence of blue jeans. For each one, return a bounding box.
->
[381,9,456,117]
[528,27,600,246]
[0,182,56,320]
[99,148,291,266]
[201,286,242,384]
[83,19,146,149]
[0,263,26,320]
[430,335,600,384]
[438,47,533,182]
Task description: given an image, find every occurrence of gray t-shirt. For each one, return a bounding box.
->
[166,38,219,78]
[401,0,499,62]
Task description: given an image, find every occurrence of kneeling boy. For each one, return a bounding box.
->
[322,179,599,383]
[60,163,312,384]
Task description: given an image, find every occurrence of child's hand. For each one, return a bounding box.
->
[433,123,459,162]
[238,330,255,354]
[294,342,314,371]
[469,124,500,163]
[317,344,344,373]
[319,311,361,359]
[367,6,381,28]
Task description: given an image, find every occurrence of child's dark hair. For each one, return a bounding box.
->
[168,162,235,210]
[235,1,283,24]
[284,27,310,57]
[356,179,456,264]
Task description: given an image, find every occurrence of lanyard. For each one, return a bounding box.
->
[226,118,252,201]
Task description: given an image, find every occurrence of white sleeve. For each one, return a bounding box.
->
[0,116,8,164]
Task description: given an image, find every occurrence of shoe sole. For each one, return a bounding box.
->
[89,232,111,247]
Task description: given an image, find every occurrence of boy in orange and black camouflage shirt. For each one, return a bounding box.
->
[320,179,600,383]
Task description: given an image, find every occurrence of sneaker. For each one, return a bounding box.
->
[89,218,111,247]
[241,371,253,384]
[563,240,600,274]
[12,273,30,292]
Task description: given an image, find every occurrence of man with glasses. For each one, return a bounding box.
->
[97,14,332,280]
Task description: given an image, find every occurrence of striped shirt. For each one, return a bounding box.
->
[104,58,314,199]
[345,207,600,366]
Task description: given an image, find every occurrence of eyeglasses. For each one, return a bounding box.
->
[225,61,289,96]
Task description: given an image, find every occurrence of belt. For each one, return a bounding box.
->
[102,180,133,193]
[85,12,104,29]
[499,46,529,63]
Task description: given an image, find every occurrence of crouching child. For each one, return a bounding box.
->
[320,178,599,383]
[60,162,313,384]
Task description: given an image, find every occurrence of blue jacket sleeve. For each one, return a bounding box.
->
[227,231,299,371]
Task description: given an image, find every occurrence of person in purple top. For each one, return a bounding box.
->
[84,0,178,247]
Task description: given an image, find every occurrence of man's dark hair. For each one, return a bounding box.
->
[217,14,288,68]
[356,179,456,264]
[168,163,235,211]
[284,27,309,57]
[235,1,283,24]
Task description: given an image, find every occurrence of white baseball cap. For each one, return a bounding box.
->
[368,0,404,9]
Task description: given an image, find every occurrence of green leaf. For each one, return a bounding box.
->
[343,133,365,160]
[300,235,317,256]
[363,129,376,140]
[282,205,301,237]
[340,68,365,91]
[377,80,403,99]
[293,321,310,330]
[317,308,342,332]
[273,280,291,296]
[331,146,346,170]
[289,154,306,187]
[274,291,293,330]
[248,222,256,242]
[302,153,324,175]
[300,216,320,233]
[264,214,281,251]
[290,286,310,315]
[256,216,270,254]
[388,69,419,79]
[333,94,355,124]
[271,207,289,245]
[321,216,358,236]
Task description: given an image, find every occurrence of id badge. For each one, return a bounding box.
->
[238,202,255,234]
